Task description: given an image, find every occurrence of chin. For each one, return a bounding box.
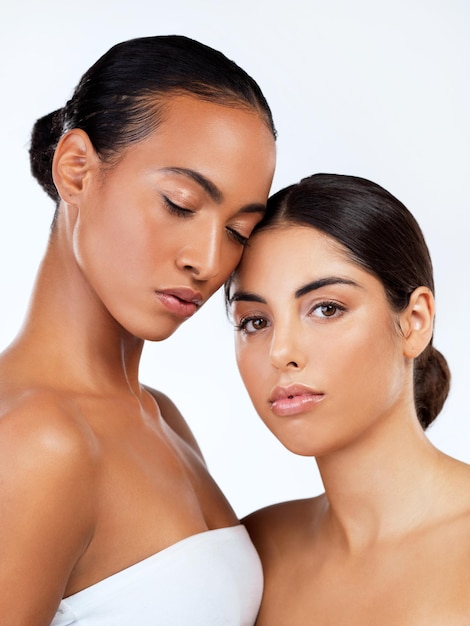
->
[264,420,333,458]
[282,442,319,458]
[265,428,318,458]
[124,317,186,342]
[145,324,185,342]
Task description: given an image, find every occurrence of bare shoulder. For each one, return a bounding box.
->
[144,385,204,459]
[0,386,100,466]
[243,495,325,558]
[0,388,100,622]
[448,457,470,522]
[0,386,100,523]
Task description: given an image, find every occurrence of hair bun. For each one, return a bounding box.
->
[414,344,451,429]
[29,108,64,203]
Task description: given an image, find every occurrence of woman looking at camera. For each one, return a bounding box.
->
[227,173,470,625]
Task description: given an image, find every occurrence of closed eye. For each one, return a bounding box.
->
[226,227,248,246]
[162,195,194,218]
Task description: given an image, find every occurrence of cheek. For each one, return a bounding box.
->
[234,341,249,383]
[72,206,171,305]
[75,213,147,276]
[334,321,404,406]
[235,341,269,407]
[221,249,245,283]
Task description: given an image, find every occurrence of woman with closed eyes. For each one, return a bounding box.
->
[0,35,276,625]
[226,173,470,625]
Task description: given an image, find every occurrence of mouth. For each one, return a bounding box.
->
[269,384,325,417]
[155,288,204,318]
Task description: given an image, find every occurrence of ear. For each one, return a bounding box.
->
[399,286,434,358]
[52,129,99,204]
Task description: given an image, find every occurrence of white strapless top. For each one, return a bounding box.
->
[50,524,262,625]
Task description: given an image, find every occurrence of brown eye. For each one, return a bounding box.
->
[321,304,337,317]
[310,301,346,319]
[237,316,269,334]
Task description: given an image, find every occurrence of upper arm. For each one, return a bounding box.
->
[144,386,205,460]
[0,399,98,624]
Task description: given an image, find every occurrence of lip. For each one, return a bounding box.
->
[269,384,325,417]
[155,287,204,318]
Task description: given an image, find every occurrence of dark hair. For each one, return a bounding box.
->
[226,173,450,429]
[29,35,276,205]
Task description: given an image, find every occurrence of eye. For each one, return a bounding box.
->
[310,301,345,319]
[163,195,194,219]
[226,226,248,246]
[235,315,270,334]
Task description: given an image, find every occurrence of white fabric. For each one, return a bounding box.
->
[50,525,262,625]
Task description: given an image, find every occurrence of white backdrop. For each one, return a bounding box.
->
[1,0,469,517]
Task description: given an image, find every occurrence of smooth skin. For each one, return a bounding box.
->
[230,226,470,625]
[0,95,275,624]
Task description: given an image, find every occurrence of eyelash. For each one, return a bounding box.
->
[235,300,346,334]
[163,195,248,246]
[234,315,269,334]
[309,300,346,319]
[227,228,248,246]
[163,195,194,218]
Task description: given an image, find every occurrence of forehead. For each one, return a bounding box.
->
[229,224,394,317]
[236,225,353,282]
[230,224,393,308]
[154,94,274,153]
[124,94,276,200]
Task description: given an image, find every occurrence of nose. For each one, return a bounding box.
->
[269,325,306,372]
[176,222,224,282]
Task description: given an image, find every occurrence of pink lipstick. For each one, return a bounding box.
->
[269,384,324,417]
[155,288,203,318]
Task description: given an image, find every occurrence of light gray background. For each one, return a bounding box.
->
[1,0,469,517]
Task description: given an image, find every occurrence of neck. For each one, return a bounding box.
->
[316,411,451,552]
[7,214,145,395]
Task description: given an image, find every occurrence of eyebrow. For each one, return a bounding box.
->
[295,277,359,298]
[162,167,222,202]
[229,277,360,305]
[161,167,266,215]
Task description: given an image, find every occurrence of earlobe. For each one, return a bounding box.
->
[52,129,98,203]
[400,287,435,358]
